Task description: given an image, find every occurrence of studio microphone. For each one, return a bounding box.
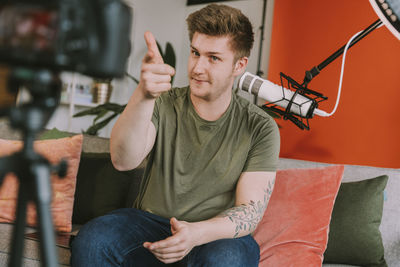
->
[238,72,329,118]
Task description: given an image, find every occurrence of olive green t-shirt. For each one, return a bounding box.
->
[134,86,280,222]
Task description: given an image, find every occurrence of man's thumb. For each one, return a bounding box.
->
[144,31,163,64]
[170,217,181,232]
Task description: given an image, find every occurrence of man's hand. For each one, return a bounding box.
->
[139,31,175,99]
[143,217,198,264]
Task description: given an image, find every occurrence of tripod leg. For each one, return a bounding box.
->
[9,180,28,267]
[34,163,58,267]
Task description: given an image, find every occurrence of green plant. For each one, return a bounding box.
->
[74,41,176,136]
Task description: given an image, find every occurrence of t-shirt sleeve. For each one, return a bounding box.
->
[242,117,280,172]
[151,96,161,131]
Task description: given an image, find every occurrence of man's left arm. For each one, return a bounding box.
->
[144,171,276,264]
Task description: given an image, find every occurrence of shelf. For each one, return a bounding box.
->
[60,89,98,108]
[60,100,99,108]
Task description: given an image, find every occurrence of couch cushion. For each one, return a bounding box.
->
[322,264,360,267]
[278,157,400,267]
[253,165,344,267]
[279,158,400,267]
[72,152,143,225]
[38,127,110,154]
[323,175,388,266]
[0,223,70,266]
[0,135,83,233]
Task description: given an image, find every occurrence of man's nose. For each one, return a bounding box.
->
[193,56,208,74]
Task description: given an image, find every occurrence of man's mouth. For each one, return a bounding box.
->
[192,77,209,84]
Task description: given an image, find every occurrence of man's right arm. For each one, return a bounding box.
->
[110,31,175,171]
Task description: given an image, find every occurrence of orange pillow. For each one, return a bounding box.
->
[253,165,344,267]
[0,135,83,232]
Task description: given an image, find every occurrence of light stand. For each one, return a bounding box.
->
[253,0,268,105]
[0,68,67,267]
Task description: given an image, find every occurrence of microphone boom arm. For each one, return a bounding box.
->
[302,19,383,87]
[262,18,383,130]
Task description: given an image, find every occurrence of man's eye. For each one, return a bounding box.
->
[192,50,200,56]
[211,56,220,62]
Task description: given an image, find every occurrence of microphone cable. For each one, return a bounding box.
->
[319,23,384,117]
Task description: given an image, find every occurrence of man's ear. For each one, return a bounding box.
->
[233,57,248,77]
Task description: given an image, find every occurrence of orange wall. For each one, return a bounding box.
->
[268,0,400,168]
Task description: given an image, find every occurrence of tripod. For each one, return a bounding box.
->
[0,68,67,267]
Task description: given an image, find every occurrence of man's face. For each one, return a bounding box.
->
[188,32,245,102]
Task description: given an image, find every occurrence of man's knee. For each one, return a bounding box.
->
[73,219,106,249]
[189,236,260,267]
[71,208,172,266]
[71,212,130,266]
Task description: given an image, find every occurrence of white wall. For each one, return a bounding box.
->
[46,0,275,137]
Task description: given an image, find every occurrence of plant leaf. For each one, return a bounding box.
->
[165,42,176,68]
[94,109,109,124]
[165,42,176,85]
[85,113,119,136]
[156,41,164,58]
[73,103,125,117]
[98,102,126,113]
[73,106,105,117]
[125,71,139,84]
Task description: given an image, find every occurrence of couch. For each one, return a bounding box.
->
[0,119,399,266]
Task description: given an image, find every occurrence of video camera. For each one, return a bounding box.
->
[0,0,132,78]
[0,1,132,266]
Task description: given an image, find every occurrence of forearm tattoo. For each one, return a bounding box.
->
[217,179,275,238]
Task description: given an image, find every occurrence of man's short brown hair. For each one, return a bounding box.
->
[186,4,254,60]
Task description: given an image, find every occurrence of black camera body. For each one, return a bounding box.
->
[0,0,132,78]
[0,3,132,266]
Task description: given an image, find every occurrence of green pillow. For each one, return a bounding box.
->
[72,152,144,225]
[323,175,388,267]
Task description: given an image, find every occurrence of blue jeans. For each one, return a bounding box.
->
[71,208,260,267]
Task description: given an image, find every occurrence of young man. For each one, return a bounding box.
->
[71,4,280,267]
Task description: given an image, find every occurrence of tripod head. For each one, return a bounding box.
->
[0,67,67,186]
[2,68,60,135]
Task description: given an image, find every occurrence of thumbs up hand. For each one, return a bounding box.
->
[139,31,175,99]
